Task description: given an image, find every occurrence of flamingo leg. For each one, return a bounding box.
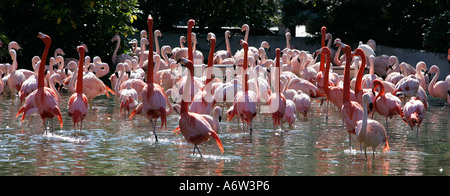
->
[196,145,203,157]
[250,120,253,135]
[151,119,158,142]
[364,147,368,161]
[385,117,389,135]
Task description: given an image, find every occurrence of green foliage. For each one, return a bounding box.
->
[0,0,140,68]
[136,0,276,33]
[280,0,450,53]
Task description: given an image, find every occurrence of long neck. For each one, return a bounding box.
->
[49,75,61,102]
[355,55,366,94]
[187,24,193,63]
[373,81,384,110]
[147,23,154,84]
[323,51,331,94]
[225,33,231,55]
[112,37,120,64]
[342,46,352,104]
[181,65,194,114]
[319,28,326,72]
[369,56,374,75]
[244,29,249,42]
[115,70,125,94]
[275,50,281,93]
[155,32,160,55]
[334,47,342,66]
[243,48,248,93]
[76,54,85,93]
[360,98,369,138]
[205,39,215,92]
[38,43,51,88]
[429,67,439,91]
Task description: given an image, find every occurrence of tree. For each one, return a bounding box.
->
[0,0,141,69]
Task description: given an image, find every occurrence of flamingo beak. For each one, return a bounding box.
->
[369,103,373,111]
[218,116,222,122]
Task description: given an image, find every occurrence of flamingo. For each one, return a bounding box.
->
[116,63,138,115]
[173,104,223,134]
[228,41,257,134]
[372,79,403,133]
[355,93,390,160]
[338,42,364,148]
[315,47,356,110]
[268,48,286,128]
[402,97,425,137]
[214,30,233,64]
[16,33,63,133]
[111,34,133,65]
[292,90,311,117]
[172,58,224,157]
[283,99,296,127]
[129,15,173,142]
[190,34,217,114]
[68,45,89,131]
[427,65,449,104]
[0,64,5,94]
[353,48,375,109]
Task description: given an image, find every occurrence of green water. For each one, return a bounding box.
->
[0,93,448,176]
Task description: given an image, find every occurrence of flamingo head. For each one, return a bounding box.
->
[188,19,195,29]
[38,32,51,45]
[241,24,249,32]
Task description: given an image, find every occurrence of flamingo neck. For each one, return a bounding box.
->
[319,27,326,72]
[429,67,439,92]
[76,52,85,94]
[155,31,160,55]
[360,97,369,139]
[342,46,352,104]
[355,54,366,94]
[38,42,51,89]
[369,56,375,75]
[187,20,194,63]
[243,46,248,93]
[181,63,194,114]
[334,47,342,66]
[205,38,216,92]
[225,33,231,55]
[147,18,154,84]
[322,49,331,95]
[112,36,120,64]
[372,81,384,111]
[275,48,281,93]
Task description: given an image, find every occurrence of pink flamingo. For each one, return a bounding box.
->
[268,48,287,128]
[355,93,390,160]
[316,47,356,110]
[17,33,63,133]
[190,34,217,114]
[172,58,224,157]
[68,45,89,131]
[427,65,449,104]
[115,63,138,115]
[372,79,403,133]
[338,43,364,148]
[292,90,311,117]
[353,48,375,109]
[402,97,425,137]
[228,41,257,134]
[283,99,296,127]
[129,15,172,142]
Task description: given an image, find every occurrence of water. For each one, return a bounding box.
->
[0,93,448,176]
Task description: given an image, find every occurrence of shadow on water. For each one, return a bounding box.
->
[0,94,448,176]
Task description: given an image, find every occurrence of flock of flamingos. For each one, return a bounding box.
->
[1,15,449,160]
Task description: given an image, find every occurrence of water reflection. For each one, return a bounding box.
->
[0,93,448,176]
